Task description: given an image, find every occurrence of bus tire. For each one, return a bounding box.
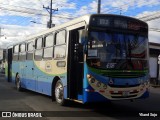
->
[55,80,66,105]
[15,74,22,91]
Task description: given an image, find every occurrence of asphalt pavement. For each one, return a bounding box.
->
[0,73,160,120]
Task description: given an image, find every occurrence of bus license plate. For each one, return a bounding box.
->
[122,91,129,97]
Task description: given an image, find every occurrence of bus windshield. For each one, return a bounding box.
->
[87,31,148,70]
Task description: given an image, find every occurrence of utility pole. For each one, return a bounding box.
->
[43,0,58,28]
[120,7,122,15]
[97,0,101,14]
[49,0,53,28]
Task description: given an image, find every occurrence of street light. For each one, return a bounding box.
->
[30,20,46,25]
[30,20,55,28]
[30,20,48,28]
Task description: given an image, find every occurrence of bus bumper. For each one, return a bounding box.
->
[139,90,149,99]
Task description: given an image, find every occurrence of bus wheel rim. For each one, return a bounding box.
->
[55,82,63,103]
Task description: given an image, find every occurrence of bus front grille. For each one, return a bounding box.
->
[110,90,139,99]
[101,71,146,78]
[111,95,137,98]
[109,84,140,88]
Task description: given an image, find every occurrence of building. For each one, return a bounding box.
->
[149,42,160,85]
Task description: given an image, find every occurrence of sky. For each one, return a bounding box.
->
[0,0,160,48]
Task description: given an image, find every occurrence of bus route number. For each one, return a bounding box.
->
[99,19,110,26]
[106,63,116,69]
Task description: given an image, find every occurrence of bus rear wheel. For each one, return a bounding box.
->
[55,80,65,105]
[16,74,22,91]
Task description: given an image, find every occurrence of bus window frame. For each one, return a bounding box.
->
[44,33,54,47]
[13,44,19,61]
[43,33,54,60]
[26,41,34,60]
[54,30,67,60]
[35,37,43,49]
[34,36,43,61]
[19,43,26,61]
[55,30,66,45]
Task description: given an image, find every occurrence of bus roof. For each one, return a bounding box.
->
[10,14,148,47]
[26,14,91,41]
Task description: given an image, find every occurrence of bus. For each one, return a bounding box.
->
[5,14,150,105]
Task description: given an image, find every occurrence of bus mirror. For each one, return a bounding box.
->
[81,30,88,38]
[80,30,88,54]
[80,30,88,43]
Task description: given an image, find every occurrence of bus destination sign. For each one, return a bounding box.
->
[91,16,147,31]
[98,18,110,27]
[114,19,127,29]
[128,22,142,30]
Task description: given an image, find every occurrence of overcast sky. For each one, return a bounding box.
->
[0,0,160,48]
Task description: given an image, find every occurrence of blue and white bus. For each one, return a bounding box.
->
[5,14,150,105]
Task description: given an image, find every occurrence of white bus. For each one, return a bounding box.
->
[5,14,149,105]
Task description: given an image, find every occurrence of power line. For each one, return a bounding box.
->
[97,0,101,13]
[0,0,160,27]
[0,6,73,19]
[43,0,58,28]
[150,28,160,32]
[100,0,160,17]
[0,3,43,12]
[138,11,160,21]
[0,0,159,21]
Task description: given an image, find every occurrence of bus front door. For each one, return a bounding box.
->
[67,29,84,100]
[7,48,12,82]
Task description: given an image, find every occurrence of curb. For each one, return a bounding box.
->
[151,85,160,88]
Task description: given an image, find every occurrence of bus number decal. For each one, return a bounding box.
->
[99,19,110,26]
[45,62,52,72]
[106,63,116,69]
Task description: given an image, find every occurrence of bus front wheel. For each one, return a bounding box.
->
[55,80,65,105]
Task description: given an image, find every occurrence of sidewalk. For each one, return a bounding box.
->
[151,85,160,88]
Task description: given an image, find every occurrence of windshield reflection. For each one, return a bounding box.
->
[87,31,148,70]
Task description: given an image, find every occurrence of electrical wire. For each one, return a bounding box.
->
[150,28,160,32]
[0,0,160,39]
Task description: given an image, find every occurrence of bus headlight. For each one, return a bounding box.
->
[109,78,114,85]
[103,84,107,89]
[138,79,146,85]
[87,74,91,79]
[90,78,96,83]
[140,81,145,87]
[144,80,150,86]
[96,81,101,87]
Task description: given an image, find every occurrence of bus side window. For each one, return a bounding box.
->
[13,45,19,61]
[27,42,34,60]
[55,30,66,45]
[34,37,43,61]
[54,45,66,59]
[19,43,26,61]
[43,34,54,59]
[54,30,66,59]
